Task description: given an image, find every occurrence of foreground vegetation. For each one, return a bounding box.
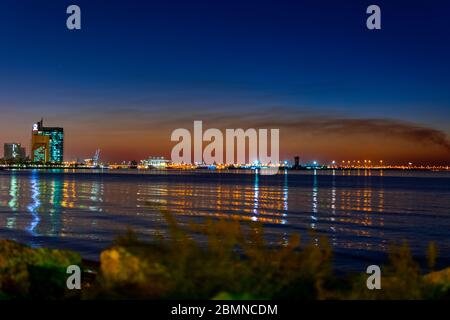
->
[0,212,449,299]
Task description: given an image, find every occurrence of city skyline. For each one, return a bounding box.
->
[0,1,450,304]
[1,117,449,167]
[0,0,449,164]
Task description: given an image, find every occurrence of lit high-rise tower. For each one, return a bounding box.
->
[31,119,64,163]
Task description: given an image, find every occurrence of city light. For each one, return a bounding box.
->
[0,120,449,172]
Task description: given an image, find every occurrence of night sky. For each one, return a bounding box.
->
[0,0,449,164]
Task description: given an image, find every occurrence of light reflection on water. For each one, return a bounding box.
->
[26,171,40,237]
[0,169,449,271]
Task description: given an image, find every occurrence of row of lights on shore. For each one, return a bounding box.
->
[331,160,385,166]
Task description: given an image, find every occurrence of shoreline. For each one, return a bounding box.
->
[1,235,449,300]
[1,166,449,172]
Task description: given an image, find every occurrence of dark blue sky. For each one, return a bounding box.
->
[0,0,449,163]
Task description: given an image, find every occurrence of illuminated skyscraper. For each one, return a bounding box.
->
[31,119,64,163]
[4,143,26,161]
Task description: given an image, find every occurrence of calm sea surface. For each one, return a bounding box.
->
[0,169,449,272]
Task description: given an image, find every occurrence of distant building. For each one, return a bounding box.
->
[141,156,170,168]
[4,143,26,161]
[84,149,101,167]
[31,119,64,163]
